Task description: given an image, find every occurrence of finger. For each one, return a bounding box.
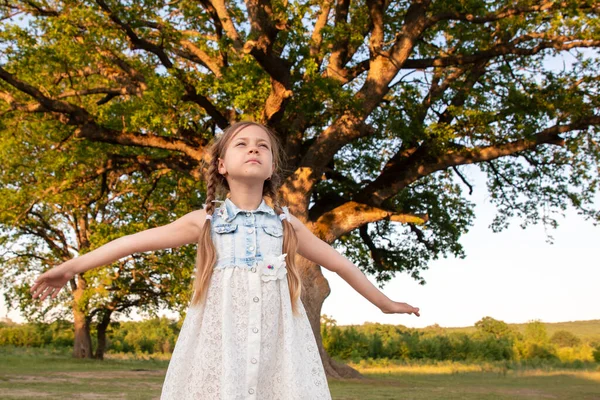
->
[30,280,43,293]
[41,287,55,301]
[34,283,49,299]
[32,282,47,298]
[51,287,61,299]
[39,285,54,301]
[38,286,49,300]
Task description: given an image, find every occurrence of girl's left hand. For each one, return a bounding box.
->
[381,301,420,317]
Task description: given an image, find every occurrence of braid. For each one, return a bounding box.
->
[204,151,219,215]
[191,147,221,306]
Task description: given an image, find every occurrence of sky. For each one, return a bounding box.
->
[2,166,598,328]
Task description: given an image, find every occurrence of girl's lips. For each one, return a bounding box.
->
[246,160,261,164]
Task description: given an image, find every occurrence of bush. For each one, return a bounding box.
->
[556,345,594,363]
[0,325,44,347]
[550,330,581,348]
[593,346,600,363]
[3,315,594,364]
[522,343,558,361]
[108,317,179,355]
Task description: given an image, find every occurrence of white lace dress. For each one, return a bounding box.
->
[160,199,332,399]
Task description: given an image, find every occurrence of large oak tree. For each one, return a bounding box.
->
[1,0,598,378]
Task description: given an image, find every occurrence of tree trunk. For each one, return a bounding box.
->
[298,257,364,380]
[72,275,92,359]
[94,309,113,360]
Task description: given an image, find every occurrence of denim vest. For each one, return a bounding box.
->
[206,198,289,270]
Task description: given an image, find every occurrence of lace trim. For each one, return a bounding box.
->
[213,264,255,270]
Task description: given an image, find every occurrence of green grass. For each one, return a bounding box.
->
[0,347,599,399]
[334,360,600,399]
[0,347,167,400]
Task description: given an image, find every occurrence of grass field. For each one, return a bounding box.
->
[1,347,599,400]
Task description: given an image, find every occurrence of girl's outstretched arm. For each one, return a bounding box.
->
[30,208,208,301]
[287,213,420,317]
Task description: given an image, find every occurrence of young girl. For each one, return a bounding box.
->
[30,121,420,399]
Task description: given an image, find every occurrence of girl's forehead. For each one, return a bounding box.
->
[230,125,271,142]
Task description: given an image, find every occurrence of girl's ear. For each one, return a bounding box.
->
[218,157,226,175]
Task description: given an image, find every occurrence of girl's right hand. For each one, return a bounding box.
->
[30,263,75,301]
[381,301,421,317]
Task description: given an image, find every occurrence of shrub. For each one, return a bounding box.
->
[550,330,581,348]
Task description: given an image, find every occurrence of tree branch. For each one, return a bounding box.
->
[429,1,597,25]
[242,0,293,124]
[203,0,244,52]
[325,0,351,80]
[366,0,385,57]
[358,224,408,273]
[299,0,433,200]
[94,0,231,128]
[133,17,225,77]
[401,37,600,69]
[56,86,143,100]
[0,66,206,160]
[175,41,224,78]
[3,0,59,16]
[310,200,427,243]
[356,116,600,205]
[452,166,473,195]
[307,0,333,72]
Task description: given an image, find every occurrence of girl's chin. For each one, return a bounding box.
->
[229,172,269,181]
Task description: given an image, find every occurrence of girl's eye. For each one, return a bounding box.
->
[236,142,268,148]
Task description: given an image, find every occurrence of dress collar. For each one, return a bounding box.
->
[216,197,275,222]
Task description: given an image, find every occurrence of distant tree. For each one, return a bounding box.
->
[521,319,557,360]
[474,316,516,340]
[0,154,199,359]
[524,320,549,344]
[550,330,581,348]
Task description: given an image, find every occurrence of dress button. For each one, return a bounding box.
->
[248,246,254,251]
[246,212,251,217]
[251,358,257,364]
[248,388,254,394]
[247,227,254,233]
[253,296,259,302]
[253,327,259,333]
[251,267,256,273]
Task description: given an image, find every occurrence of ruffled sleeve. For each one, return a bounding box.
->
[281,206,291,221]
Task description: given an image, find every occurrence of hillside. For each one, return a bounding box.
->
[441,319,600,340]
[337,319,600,340]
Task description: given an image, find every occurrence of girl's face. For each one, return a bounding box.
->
[218,125,275,183]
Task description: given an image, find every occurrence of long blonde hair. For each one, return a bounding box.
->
[191,121,302,316]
